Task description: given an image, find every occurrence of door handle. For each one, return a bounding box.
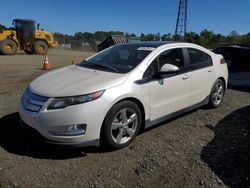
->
[208,68,213,72]
[182,74,190,80]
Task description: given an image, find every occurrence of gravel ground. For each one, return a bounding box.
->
[0,49,249,188]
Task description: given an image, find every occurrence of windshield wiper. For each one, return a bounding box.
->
[88,63,119,73]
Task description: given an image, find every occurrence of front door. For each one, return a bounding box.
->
[143,48,191,121]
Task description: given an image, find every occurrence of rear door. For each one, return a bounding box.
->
[185,48,213,106]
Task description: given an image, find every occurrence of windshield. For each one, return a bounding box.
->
[15,21,35,31]
[77,44,153,73]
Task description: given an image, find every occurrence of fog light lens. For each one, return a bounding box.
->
[48,124,87,136]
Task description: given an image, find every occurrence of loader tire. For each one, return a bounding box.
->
[34,41,48,55]
[0,39,17,55]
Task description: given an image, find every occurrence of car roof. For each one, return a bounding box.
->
[118,41,177,48]
[216,44,250,50]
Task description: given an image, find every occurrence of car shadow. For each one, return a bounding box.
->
[140,107,199,134]
[228,84,250,93]
[0,112,109,160]
[201,106,250,187]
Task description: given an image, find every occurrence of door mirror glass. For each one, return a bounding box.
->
[159,63,179,74]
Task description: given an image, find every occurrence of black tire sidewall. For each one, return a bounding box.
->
[102,101,142,149]
[0,39,17,55]
[209,79,225,108]
[34,41,48,55]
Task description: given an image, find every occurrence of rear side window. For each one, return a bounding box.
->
[187,48,212,65]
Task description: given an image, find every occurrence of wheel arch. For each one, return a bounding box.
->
[5,37,19,47]
[0,38,19,47]
[217,77,227,89]
[117,97,146,128]
[100,97,146,140]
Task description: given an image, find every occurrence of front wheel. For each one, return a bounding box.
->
[209,79,225,108]
[101,101,142,149]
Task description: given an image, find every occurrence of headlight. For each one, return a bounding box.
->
[47,90,104,110]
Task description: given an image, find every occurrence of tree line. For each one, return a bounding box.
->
[1,23,250,50]
[54,30,250,50]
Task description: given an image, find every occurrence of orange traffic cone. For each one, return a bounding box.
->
[72,57,76,65]
[43,55,50,70]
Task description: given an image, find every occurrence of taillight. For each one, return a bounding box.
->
[220,58,226,64]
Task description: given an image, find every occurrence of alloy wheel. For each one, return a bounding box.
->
[212,83,224,105]
[110,108,138,145]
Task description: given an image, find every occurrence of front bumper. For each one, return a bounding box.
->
[19,95,109,147]
[19,119,99,148]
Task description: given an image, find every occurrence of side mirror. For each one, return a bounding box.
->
[159,63,179,74]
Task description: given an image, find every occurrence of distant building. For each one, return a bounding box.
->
[98,35,129,52]
[81,41,90,47]
[61,44,71,49]
[127,36,141,43]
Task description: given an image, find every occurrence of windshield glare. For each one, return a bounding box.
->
[77,44,153,73]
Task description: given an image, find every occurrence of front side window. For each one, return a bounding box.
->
[144,48,184,78]
[158,48,185,69]
[77,44,153,73]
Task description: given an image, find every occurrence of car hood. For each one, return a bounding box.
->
[29,65,128,97]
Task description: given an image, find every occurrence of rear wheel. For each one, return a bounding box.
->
[101,101,142,149]
[0,39,17,55]
[33,40,48,55]
[209,79,225,108]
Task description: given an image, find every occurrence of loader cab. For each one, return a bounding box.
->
[13,19,35,52]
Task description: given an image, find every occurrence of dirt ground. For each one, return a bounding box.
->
[0,49,249,188]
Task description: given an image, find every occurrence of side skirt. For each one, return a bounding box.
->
[145,96,209,129]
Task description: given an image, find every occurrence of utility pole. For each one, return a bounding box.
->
[175,0,188,41]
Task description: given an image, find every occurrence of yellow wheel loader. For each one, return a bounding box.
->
[0,19,57,55]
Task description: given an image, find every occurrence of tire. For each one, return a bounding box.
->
[33,40,48,55]
[209,79,225,108]
[0,39,17,55]
[101,101,142,149]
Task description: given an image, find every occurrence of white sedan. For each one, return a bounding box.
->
[19,42,228,149]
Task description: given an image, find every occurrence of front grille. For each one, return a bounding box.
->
[22,89,49,113]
